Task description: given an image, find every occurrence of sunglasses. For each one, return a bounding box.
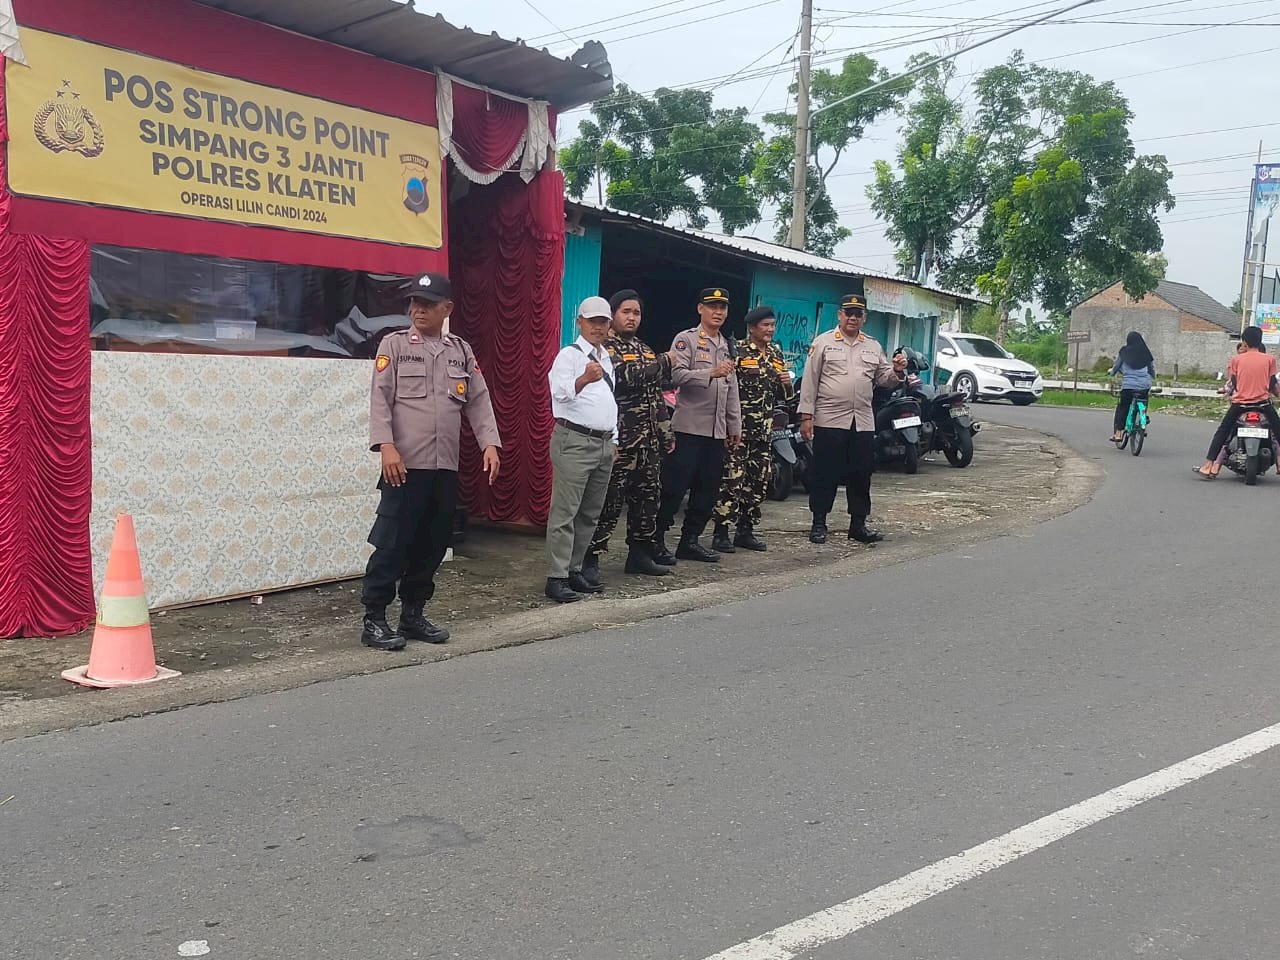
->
[841,307,865,317]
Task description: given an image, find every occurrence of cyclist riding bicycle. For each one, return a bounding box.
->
[1109,331,1155,444]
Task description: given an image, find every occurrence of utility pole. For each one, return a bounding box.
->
[786,0,813,250]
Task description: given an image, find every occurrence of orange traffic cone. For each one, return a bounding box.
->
[62,514,180,688]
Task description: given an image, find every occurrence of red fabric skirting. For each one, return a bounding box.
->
[0,68,95,638]
[449,171,565,524]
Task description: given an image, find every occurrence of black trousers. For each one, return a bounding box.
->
[361,469,458,610]
[1113,389,1149,432]
[809,426,875,521]
[658,432,726,539]
[1206,403,1280,459]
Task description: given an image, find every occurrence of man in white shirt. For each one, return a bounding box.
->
[545,297,619,603]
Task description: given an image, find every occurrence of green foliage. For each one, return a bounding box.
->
[870,52,1174,335]
[560,56,903,255]
[558,83,763,231]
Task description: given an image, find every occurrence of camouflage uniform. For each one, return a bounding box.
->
[590,332,673,554]
[714,338,794,527]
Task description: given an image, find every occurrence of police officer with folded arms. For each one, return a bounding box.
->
[797,293,906,546]
[363,272,502,650]
[657,286,741,562]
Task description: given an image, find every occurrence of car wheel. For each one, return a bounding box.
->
[1010,396,1036,406]
[952,372,977,402]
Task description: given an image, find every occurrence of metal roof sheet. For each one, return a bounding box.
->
[569,201,982,306]
[190,0,614,108]
[1153,280,1239,333]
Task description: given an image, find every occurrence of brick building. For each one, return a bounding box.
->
[1068,280,1238,375]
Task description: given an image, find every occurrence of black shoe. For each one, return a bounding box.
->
[809,516,828,545]
[544,578,582,603]
[849,521,886,544]
[651,538,678,567]
[675,538,720,562]
[734,524,767,552]
[399,604,449,643]
[568,571,603,594]
[625,545,670,576]
[711,522,736,554]
[361,613,406,651]
[580,551,604,589]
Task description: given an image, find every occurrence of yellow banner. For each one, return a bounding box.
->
[5,29,443,249]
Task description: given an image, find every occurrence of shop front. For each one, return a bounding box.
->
[0,0,611,635]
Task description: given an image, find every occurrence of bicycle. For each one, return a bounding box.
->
[1117,391,1150,456]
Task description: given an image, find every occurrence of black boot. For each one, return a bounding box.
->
[651,535,678,567]
[809,514,828,545]
[849,517,886,544]
[399,603,449,643]
[544,577,582,603]
[361,609,406,651]
[734,521,767,552]
[676,533,720,563]
[712,522,736,554]
[580,550,603,589]
[625,543,670,576]
[568,570,603,594]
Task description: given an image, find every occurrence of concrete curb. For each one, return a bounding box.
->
[0,427,1103,742]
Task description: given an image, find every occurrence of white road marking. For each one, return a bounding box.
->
[701,720,1280,960]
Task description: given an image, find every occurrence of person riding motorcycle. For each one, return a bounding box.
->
[1195,325,1280,479]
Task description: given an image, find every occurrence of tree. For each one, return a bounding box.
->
[869,53,1174,341]
[762,54,911,252]
[750,134,850,256]
[559,83,763,232]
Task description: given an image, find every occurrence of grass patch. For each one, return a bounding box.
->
[1039,389,1224,420]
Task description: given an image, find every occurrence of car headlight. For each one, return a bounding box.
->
[975,363,1000,374]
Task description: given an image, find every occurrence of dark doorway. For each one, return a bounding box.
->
[597,220,754,349]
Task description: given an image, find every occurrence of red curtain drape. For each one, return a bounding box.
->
[0,67,95,638]
[445,80,531,181]
[449,170,565,524]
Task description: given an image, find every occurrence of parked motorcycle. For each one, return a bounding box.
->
[768,394,814,500]
[1222,402,1277,485]
[872,380,925,474]
[895,347,979,468]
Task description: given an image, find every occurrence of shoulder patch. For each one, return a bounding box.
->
[675,339,689,351]
[376,355,391,372]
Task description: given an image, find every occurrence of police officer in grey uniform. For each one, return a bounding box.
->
[798,293,906,545]
[657,287,742,562]
[362,272,502,650]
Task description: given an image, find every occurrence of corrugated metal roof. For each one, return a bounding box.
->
[191,0,613,108]
[568,201,983,306]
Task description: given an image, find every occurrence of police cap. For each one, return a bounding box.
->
[403,272,452,303]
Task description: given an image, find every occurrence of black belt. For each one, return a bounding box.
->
[556,418,613,440]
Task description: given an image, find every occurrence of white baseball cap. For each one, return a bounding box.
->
[578,296,613,320]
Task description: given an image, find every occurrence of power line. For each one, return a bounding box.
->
[517,0,577,46]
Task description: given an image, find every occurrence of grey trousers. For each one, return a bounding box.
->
[546,424,615,578]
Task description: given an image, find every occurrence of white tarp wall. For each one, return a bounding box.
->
[90,352,377,608]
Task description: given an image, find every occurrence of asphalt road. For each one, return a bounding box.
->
[4,405,1279,960]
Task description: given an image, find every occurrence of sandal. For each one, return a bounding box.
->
[1191,466,1218,480]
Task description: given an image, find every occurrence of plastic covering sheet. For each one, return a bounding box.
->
[89,245,412,358]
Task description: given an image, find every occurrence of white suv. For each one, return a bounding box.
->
[935,332,1044,406]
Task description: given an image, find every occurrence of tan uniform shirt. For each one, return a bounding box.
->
[669,326,742,440]
[370,328,502,471]
[798,328,903,432]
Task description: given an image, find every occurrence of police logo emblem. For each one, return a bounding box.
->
[455,381,467,396]
[34,80,105,158]
[376,355,391,372]
[400,153,431,216]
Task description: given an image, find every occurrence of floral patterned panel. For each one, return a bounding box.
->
[90,352,377,608]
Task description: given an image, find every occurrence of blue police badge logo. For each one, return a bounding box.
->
[400,153,431,215]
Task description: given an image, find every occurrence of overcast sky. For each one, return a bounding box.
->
[434,0,1274,307]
